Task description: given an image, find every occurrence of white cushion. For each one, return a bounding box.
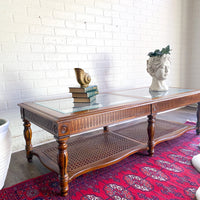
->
[196,187,200,200]
[192,154,200,199]
[192,154,200,173]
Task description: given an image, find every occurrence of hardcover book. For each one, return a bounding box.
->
[73,102,102,112]
[73,101,97,107]
[69,85,98,93]
[72,90,99,98]
[73,95,96,103]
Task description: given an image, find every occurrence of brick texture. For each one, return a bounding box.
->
[0,0,191,152]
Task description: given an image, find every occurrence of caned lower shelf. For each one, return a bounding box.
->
[33,119,192,181]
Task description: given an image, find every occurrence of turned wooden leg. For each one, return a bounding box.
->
[23,119,33,162]
[57,138,69,196]
[196,102,200,135]
[147,114,156,156]
[104,126,109,132]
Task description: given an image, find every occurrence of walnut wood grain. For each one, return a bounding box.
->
[57,104,151,137]
[33,130,145,181]
[23,109,58,136]
[18,87,200,197]
[147,114,156,156]
[152,92,200,113]
[23,120,33,162]
[57,138,69,196]
[103,126,109,132]
[110,118,192,150]
[32,119,191,182]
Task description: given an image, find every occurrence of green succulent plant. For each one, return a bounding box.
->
[148,45,171,57]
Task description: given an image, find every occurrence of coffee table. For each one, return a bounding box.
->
[19,87,200,196]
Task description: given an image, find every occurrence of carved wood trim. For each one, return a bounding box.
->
[23,109,58,136]
[23,119,33,162]
[154,93,200,113]
[59,105,150,136]
[57,138,69,196]
[147,114,156,156]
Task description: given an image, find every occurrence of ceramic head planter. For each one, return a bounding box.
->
[147,45,171,91]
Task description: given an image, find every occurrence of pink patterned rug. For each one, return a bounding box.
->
[0,122,200,200]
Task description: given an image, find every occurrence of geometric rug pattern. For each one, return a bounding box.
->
[0,123,200,200]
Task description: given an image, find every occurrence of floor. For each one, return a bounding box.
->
[4,106,197,188]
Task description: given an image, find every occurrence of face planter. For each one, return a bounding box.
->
[147,54,171,91]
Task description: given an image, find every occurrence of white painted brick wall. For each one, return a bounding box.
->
[181,0,200,90]
[0,0,191,152]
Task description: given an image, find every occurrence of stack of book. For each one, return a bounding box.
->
[69,85,98,103]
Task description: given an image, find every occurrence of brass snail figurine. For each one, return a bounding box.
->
[74,68,91,88]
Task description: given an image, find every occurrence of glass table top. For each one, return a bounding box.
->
[36,93,142,114]
[112,88,192,99]
[35,88,194,115]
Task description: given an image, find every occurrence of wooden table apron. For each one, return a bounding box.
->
[19,89,200,196]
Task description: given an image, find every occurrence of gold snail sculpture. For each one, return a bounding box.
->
[74,68,91,88]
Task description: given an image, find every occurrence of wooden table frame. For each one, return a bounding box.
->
[19,88,200,196]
